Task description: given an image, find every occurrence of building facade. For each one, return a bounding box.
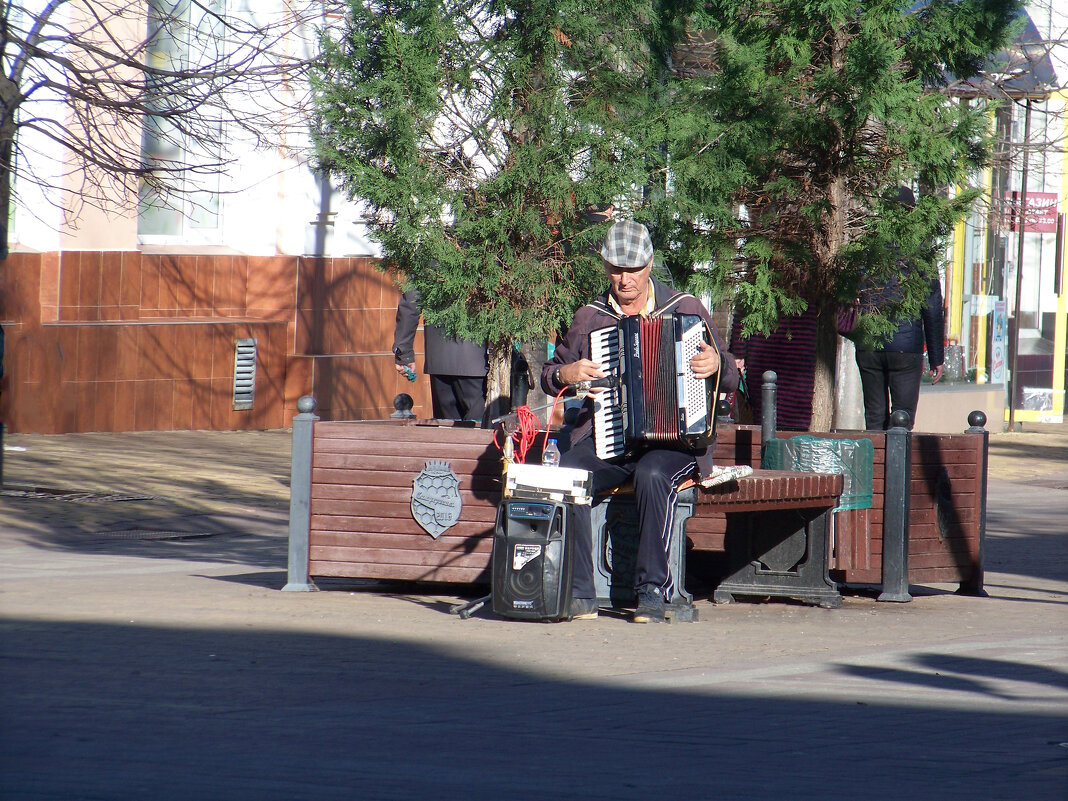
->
[1,2,433,434]
[941,20,1068,427]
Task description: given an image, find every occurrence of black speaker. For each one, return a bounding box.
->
[492,500,574,621]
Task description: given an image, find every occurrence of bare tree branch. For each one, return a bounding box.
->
[1,0,346,254]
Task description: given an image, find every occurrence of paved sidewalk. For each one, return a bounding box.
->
[1,424,1066,800]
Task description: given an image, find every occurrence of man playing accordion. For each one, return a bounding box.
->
[541,220,739,623]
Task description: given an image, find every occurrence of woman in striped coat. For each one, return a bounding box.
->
[729,305,818,431]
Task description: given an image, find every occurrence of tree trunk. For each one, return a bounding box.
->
[517,341,552,424]
[0,136,10,259]
[483,341,513,426]
[810,158,849,432]
[0,74,16,259]
[810,298,839,431]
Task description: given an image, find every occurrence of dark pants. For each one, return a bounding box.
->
[429,375,486,423]
[560,437,697,600]
[855,350,924,430]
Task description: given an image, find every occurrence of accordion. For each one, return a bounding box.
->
[589,313,719,460]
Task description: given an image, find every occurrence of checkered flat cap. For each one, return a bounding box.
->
[600,220,654,268]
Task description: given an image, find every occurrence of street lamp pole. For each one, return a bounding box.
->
[1007,98,1032,433]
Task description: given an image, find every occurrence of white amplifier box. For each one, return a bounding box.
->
[503,463,594,505]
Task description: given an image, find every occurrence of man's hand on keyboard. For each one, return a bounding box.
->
[558,359,607,390]
[689,341,720,380]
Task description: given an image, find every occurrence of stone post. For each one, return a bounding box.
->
[282,395,319,592]
[960,411,990,596]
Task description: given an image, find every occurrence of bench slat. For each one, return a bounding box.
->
[312,497,498,521]
[314,450,499,468]
[311,467,502,492]
[311,513,495,537]
[308,560,488,583]
[686,532,725,551]
[310,530,493,549]
[310,545,491,568]
[315,420,495,445]
[692,469,843,512]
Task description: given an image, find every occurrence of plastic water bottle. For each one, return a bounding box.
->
[541,438,561,467]
[401,366,417,382]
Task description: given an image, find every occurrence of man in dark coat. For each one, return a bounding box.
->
[854,274,944,430]
[854,188,945,431]
[541,220,739,623]
[393,288,488,423]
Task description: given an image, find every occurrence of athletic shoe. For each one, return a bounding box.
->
[632,586,666,623]
[568,597,599,620]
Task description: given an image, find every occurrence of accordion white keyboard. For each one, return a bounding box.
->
[590,326,626,460]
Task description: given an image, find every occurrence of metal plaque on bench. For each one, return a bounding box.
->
[411,460,462,538]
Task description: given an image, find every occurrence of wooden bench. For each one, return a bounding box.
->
[294,418,501,586]
[589,470,844,616]
[283,393,989,607]
[282,398,847,614]
[685,470,844,608]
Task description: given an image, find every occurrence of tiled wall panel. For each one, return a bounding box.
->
[1,251,417,433]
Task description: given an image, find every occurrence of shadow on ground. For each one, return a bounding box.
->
[1,618,1064,801]
[988,437,1068,468]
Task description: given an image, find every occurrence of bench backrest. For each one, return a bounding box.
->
[299,417,985,592]
[307,420,500,583]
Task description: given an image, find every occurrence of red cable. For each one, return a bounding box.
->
[512,405,540,463]
[493,384,571,463]
[540,384,570,458]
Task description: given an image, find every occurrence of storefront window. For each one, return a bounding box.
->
[948,94,1066,422]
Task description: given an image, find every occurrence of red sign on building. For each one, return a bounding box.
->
[1004,191,1060,233]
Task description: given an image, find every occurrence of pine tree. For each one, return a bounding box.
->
[310,0,669,419]
[312,0,1023,430]
[663,0,1023,429]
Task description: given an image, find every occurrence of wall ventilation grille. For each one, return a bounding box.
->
[233,338,257,410]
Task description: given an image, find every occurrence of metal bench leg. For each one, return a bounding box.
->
[713,508,842,608]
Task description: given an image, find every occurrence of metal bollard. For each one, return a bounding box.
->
[760,370,778,462]
[879,409,912,602]
[391,393,415,419]
[282,395,320,592]
[716,397,734,425]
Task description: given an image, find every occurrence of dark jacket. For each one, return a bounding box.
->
[393,289,488,377]
[858,276,945,367]
[541,277,738,472]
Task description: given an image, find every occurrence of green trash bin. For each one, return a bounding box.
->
[762,435,874,511]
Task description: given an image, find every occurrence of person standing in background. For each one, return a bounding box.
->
[854,274,944,430]
[392,287,489,424]
[854,188,945,430]
[728,305,819,431]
